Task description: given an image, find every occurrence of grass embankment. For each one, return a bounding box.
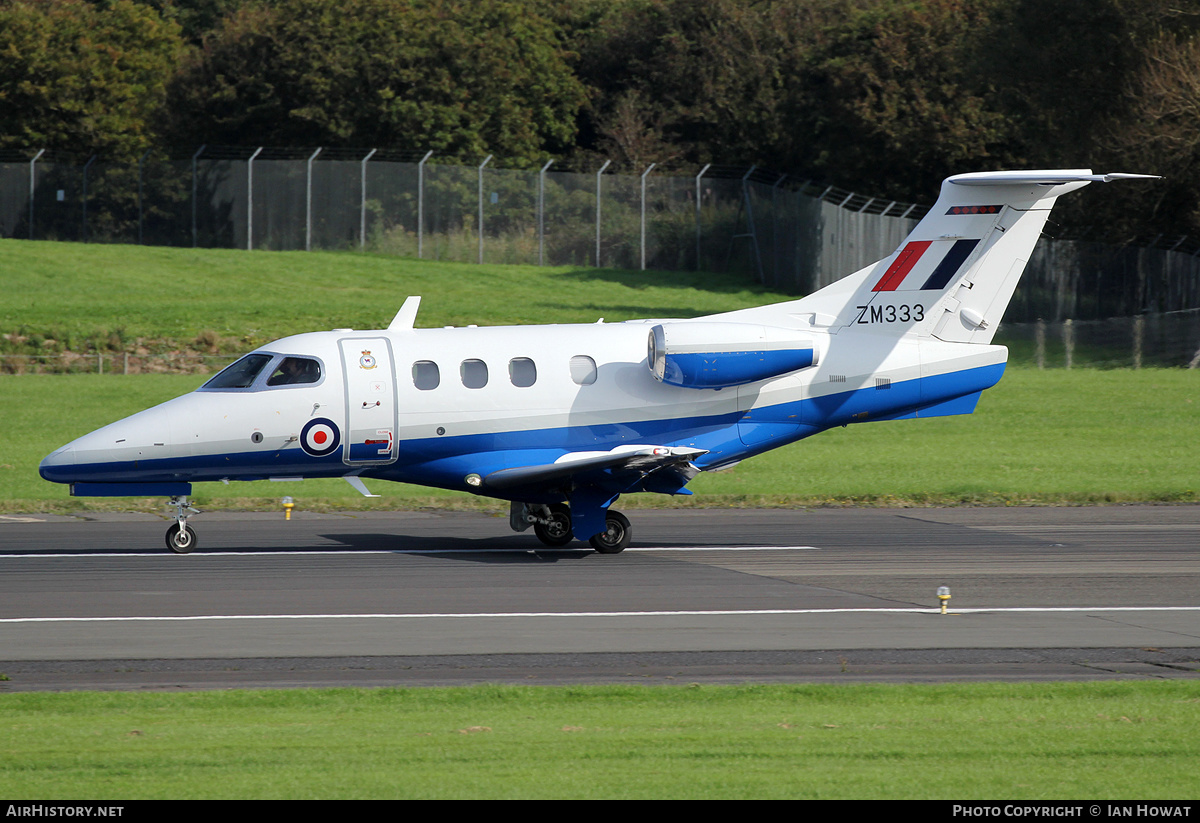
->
[0,239,780,356]
[3,682,1198,799]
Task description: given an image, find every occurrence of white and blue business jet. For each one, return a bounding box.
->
[41,170,1154,553]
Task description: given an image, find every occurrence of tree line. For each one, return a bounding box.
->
[2,0,1200,241]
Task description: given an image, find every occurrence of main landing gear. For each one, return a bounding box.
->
[516,503,633,554]
[166,495,200,553]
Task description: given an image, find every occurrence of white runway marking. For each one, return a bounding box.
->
[3,606,1199,624]
[0,546,822,559]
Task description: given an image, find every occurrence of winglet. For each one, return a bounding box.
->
[387,296,422,331]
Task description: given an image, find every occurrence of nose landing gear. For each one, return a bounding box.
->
[166,496,201,553]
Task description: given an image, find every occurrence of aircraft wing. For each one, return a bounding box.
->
[483,445,707,496]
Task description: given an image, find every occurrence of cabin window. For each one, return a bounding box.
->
[413,360,440,390]
[267,357,321,386]
[509,357,536,388]
[203,353,272,389]
[460,359,488,389]
[569,355,597,386]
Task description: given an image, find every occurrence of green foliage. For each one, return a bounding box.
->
[797,0,1008,198]
[165,0,588,165]
[0,0,183,162]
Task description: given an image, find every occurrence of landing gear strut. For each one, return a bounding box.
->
[165,496,200,553]
[519,503,632,554]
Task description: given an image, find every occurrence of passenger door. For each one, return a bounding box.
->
[339,337,398,466]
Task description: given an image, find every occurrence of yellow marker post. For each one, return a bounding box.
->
[937,586,951,614]
[282,496,295,521]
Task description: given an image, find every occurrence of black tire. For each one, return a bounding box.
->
[589,510,631,554]
[533,504,573,547]
[166,523,197,554]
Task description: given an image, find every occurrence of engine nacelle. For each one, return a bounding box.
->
[648,322,818,389]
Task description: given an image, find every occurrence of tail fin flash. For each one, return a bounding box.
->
[820,170,1158,342]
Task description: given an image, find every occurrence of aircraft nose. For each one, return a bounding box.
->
[39,444,76,483]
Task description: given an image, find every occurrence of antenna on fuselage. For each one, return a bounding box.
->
[388,296,422,331]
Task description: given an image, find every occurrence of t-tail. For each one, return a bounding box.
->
[815,170,1159,342]
[704,169,1157,433]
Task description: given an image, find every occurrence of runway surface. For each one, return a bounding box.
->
[1,506,1198,689]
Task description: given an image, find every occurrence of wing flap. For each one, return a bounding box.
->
[483,445,706,493]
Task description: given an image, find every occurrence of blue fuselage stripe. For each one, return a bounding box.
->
[43,363,1005,497]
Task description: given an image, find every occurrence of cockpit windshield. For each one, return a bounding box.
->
[202,353,273,389]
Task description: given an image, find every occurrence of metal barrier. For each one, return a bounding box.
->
[0,148,922,295]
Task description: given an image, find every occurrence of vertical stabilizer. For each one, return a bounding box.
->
[746,171,1157,343]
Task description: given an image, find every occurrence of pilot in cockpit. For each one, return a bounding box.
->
[267,356,320,386]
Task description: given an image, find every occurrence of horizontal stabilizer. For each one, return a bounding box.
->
[950,171,1161,186]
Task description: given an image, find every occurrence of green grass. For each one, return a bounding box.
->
[2,682,1198,799]
[3,238,1198,510]
[4,367,1197,511]
[0,239,784,353]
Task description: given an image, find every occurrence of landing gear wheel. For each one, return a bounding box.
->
[589,510,631,554]
[534,504,574,547]
[166,523,197,554]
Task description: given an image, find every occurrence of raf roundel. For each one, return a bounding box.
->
[300,417,341,457]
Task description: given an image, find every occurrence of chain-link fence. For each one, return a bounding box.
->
[6,147,1200,323]
[0,147,924,295]
[996,309,1200,368]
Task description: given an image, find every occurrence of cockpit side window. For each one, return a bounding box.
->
[267,357,322,386]
[203,353,273,389]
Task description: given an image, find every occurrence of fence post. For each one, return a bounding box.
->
[417,150,432,258]
[81,155,96,242]
[478,155,492,265]
[305,147,321,251]
[538,159,554,266]
[738,165,765,283]
[29,149,45,240]
[640,163,656,271]
[595,159,610,267]
[359,148,377,251]
[695,164,710,271]
[1064,318,1074,369]
[191,145,205,248]
[247,146,263,250]
[1133,314,1144,369]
